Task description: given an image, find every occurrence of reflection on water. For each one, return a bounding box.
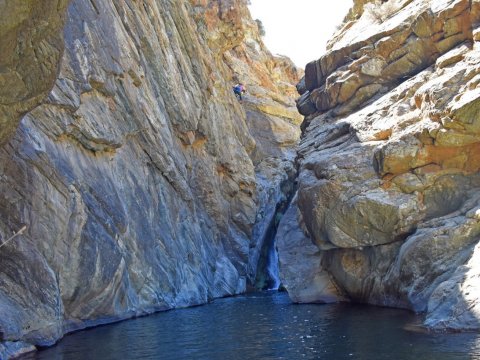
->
[33,292,480,360]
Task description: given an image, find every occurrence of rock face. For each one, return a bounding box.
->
[0,0,300,350]
[279,0,480,330]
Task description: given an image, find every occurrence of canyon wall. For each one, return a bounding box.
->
[279,0,480,331]
[0,0,301,355]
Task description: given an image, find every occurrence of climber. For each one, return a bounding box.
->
[233,83,246,100]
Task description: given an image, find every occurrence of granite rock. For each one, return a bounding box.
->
[278,0,480,331]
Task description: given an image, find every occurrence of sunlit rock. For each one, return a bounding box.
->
[279,0,480,331]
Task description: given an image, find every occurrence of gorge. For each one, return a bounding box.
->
[1,0,480,359]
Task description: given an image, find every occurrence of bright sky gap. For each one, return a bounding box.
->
[248,0,353,68]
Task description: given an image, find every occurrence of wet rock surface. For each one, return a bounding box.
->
[0,0,300,351]
[278,0,480,331]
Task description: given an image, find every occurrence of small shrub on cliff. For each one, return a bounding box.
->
[255,19,266,37]
[364,0,403,23]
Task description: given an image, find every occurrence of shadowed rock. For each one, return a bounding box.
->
[0,0,301,352]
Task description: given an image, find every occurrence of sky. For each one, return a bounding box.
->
[248,0,353,68]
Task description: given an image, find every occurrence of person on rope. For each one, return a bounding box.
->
[233,83,246,100]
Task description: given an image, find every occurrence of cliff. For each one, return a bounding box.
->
[0,0,301,355]
[278,0,480,331]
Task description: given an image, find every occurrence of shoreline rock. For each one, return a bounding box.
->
[278,0,480,332]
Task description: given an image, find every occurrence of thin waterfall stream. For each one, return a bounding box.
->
[254,177,296,291]
[265,238,280,290]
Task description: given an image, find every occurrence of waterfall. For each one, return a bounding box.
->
[253,165,297,291]
[254,198,291,291]
[265,240,280,290]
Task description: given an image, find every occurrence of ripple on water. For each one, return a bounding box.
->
[31,292,480,360]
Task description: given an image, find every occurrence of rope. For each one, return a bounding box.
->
[0,226,27,251]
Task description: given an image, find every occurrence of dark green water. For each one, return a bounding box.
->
[32,292,480,360]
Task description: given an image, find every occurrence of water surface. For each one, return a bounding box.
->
[33,292,480,360]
